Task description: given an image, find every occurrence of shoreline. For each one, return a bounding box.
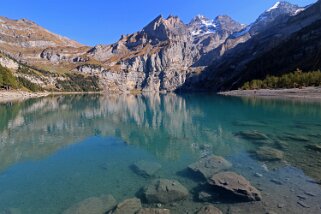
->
[0,91,103,103]
[218,87,321,100]
[2,87,321,103]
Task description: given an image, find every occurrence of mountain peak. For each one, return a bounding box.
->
[263,1,301,15]
[214,15,244,33]
[252,1,304,30]
[266,1,297,12]
[142,14,187,41]
[190,15,212,23]
[188,14,243,37]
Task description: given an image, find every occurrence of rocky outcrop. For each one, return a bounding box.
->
[195,205,223,214]
[63,195,117,214]
[0,56,19,70]
[137,208,171,214]
[0,1,317,93]
[255,146,284,161]
[0,16,81,49]
[234,130,269,141]
[183,1,321,91]
[188,155,232,179]
[188,15,244,54]
[143,179,189,203]
[208,172,262,202]
[132,160,162,178]
[86,15,200,92]
[109,198,142,214]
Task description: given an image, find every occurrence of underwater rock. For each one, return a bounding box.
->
[208,172,262,202]
[234,130,269,141]
[143,179,189,204]
[274,140,288,150]
[198,191,214,202]
[137,208,171,214]
[110,198,142,214]
[63,195,117,214]
[132,160,162,178]
[255,146,284,161]
[270,179,283,185]
[188,155,232,179]
[279,134,309,142]
[195,205,223,214]
[305,144,321,152]
[232,121,267,127]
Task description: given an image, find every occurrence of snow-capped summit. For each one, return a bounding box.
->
[259,1,303,21]
[245,1,305,34]
[188,15,217,36]
[188,15,243,37]
[267,1,282,12]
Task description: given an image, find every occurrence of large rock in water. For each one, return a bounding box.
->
[143,179,189,203]
[255,146,284,161]
[234,130,269,141]
[137,208,171,214]
[109,198,142,214]
[196,205,223,214]
[132,160,162,177]
[208,172,262,202]
[63,195,117,214]
[188,155,232,179]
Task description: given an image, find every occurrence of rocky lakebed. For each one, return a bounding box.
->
[0,94,321,214]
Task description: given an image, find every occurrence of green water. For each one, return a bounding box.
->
[0,94,321,214]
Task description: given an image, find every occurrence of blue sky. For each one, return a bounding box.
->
[0,0,316,46]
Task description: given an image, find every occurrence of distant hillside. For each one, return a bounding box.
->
[1,1,320,93]
[181,0,321,92]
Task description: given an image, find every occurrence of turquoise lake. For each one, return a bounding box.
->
[0,94,321,214]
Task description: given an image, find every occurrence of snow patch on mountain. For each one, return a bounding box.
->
[267,1,281,12]
[188,15,218,36]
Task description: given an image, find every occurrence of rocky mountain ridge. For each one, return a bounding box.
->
[0,1,317,93]
[182,0,321,91]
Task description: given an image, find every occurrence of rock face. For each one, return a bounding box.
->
[0,16,81,49]
[183,1,321,91]
[0,1,318,93]
[143,179,189,203]
[188,155,232,179]
[85,15,201,92]
[196,205,223,214]
[255,146,284,161]
[110,198,142,214]
[132,160,162,178]
[188,15,243,55]
[208,172,262,202]
[63,195,117,214]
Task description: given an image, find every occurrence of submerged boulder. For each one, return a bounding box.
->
[63,195,117,214]
[137,208,171,214]
[188,155,232,179]
[110,198,142,214]
[279,134,309,142]
[143,179,189,204]
[196,205,223,214]
[255,146,284,161]
[208,172,262,202]
[235,130,269,141]
[305,144,321,152]
[132,160,162,177]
